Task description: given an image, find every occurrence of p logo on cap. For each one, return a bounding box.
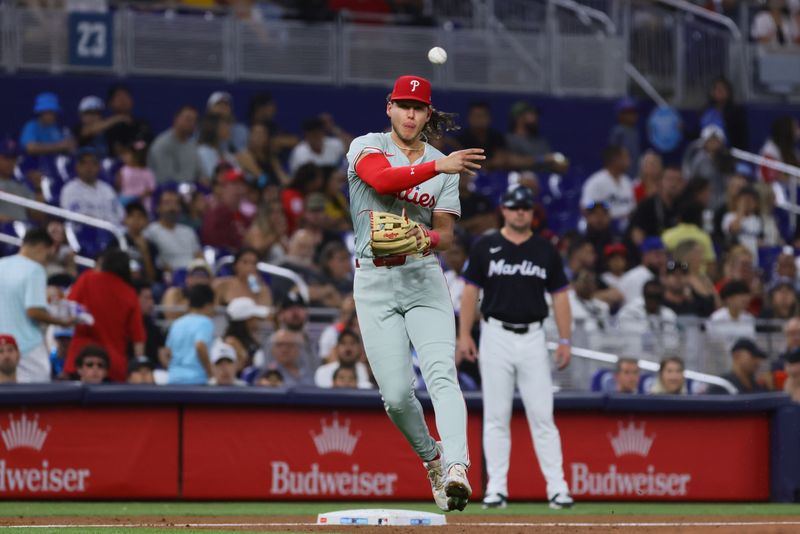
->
[390,75,432,105]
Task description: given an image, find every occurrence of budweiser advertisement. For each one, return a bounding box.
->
[0,407,178,498]
[507,413,770,501]
[182,407,483,500]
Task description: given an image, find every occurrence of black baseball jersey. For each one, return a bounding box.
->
[461,230,569,324]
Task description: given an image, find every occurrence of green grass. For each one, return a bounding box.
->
[1,501,800,517]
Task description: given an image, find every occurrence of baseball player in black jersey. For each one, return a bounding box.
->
[456,186,574,510]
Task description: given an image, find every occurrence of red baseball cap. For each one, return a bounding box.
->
[221,169,244,183]
[604,243,627,257]
[0,334,17,351]
[390,75,432,105]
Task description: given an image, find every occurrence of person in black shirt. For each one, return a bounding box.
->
[455,102,509,171]
[628,165,684,247]
[458,172,497,236]
[707,338,769,394]
[457,186,574,510]
[662,260,716,317]
[581,200,615,271]
[104,84,153,159]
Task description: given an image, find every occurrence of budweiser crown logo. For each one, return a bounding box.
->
[310,414,361,456]
[1,414,50,452]
[608,421,655,458]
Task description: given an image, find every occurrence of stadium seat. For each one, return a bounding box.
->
[590,369,616,392]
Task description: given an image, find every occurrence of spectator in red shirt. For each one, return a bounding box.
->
[282,163,324,235]
[64,249,146,382]
[201,168,253,251]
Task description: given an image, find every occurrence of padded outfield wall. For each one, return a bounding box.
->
[0,385,796,502]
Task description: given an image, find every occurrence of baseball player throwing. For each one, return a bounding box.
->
[346,74,484,511]
[457,186,574,510]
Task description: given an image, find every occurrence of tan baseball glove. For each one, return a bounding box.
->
[370,210,430,256]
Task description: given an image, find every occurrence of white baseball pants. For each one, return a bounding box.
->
[479,318,569,499]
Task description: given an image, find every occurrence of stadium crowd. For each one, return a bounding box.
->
[0,77,799,398]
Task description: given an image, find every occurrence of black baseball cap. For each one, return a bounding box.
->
[785,347,800,364]
[720,280,750,300]
[280,292,307,310]
[502,186,535,209]
[128,355,155,373]
[731,338,767,359]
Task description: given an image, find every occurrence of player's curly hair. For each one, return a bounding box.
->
[386,93,460,140]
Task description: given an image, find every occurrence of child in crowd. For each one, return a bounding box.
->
[118,140,156,213]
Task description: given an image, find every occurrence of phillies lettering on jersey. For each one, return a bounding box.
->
[395,186,437,208]
[346,131,460,259]
[488,259,547,279]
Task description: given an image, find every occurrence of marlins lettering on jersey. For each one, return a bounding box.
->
[488,259,547,279]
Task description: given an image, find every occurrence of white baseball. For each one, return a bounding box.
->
[553,152,566,164]
[428,46,447,65]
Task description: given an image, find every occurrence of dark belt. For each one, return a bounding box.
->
[356,250,431,268]
[488,316,543,334]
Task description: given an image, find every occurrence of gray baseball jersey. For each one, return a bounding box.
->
[346,132,460,258]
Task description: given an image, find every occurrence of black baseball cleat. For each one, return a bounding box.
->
[548,493,575,510]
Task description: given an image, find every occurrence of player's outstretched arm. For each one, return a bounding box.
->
[355,149,484,195]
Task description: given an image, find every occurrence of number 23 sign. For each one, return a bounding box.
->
[68,12,113,67]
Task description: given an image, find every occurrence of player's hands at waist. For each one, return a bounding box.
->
[435,148,485,177]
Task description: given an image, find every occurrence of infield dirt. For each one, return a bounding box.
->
[3,514,800,533]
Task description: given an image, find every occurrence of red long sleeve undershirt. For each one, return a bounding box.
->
[354,152,438,195]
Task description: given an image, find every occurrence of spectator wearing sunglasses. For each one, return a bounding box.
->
[662,203,717,275]
[662,261,715,318]
[75,345,109,384]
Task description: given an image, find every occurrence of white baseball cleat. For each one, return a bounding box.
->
[445,464,471,512]
[548,493,575,510]
[423,442,448,512]
[481,493,508,509]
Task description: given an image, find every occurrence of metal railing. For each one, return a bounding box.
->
[0,232,96,268]
[730,147,800,230]
[214,255,311,305]
[0,2,628,97]
[0,190,128,252]
[546,341,738,394]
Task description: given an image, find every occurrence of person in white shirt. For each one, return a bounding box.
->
[59,147,125,225]
[288,116,349,174]
[618,236,667,304]
[600,243,628,291]
[751,0,800,45]
[580,145,634,230]
[617,280,678,336]
[721,186,763,260]
[143,189,201,273]
[707,280,756,344]
[568,269,611,333]
[314,329,373,389]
